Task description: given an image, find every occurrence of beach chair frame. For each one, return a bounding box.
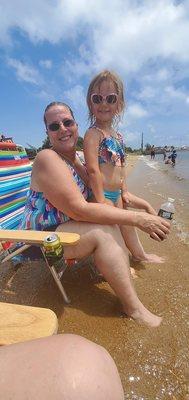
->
[0,229,81,304]
[0,146,98,303]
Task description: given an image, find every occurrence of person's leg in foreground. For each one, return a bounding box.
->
[0,334,124,400]
[58,222,162,327]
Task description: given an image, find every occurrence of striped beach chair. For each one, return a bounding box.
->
[0,146,32,231]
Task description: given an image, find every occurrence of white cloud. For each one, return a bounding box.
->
[61,59,92,83]
[63,84,86,110]
[7,58,41,84]
[1,1,189,71]
[127,103,148,119]
[1,0,189,147]
[137,86,156,100]
[147,124,156,134]
[165,85,189,103]
[39,59,52,69]
[125,130,140,144]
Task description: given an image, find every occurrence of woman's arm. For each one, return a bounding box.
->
[83,130,106,203]
[34,150,170,241]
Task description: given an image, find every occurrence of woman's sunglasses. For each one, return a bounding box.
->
[91,93,118,105]
[48,119,75,132]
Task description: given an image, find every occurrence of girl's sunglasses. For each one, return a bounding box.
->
[91,93,118,105]
[48,119,75,132]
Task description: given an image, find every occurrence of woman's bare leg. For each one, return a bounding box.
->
[57,222,162,327]
[0,334,124,400]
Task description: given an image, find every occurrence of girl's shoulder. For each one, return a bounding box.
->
[84,126,102,141]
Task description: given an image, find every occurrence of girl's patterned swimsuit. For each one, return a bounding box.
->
[89,125,126,204]
[98,132,126,167]
[20,156,90,231]
[90,125,126,167]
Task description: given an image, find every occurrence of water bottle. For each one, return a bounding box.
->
[158,198,175,220]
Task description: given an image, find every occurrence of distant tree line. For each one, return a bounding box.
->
[39,136,84,151]
[26,137,143,159]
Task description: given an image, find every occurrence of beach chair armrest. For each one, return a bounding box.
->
[0,229,80,246]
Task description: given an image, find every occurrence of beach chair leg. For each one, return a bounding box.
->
[40,248,70,304]
[49,266,70,304]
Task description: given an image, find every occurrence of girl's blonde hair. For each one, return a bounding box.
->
[86,70,125,125]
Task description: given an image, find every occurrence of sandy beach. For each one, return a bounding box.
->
[0,154,188,399]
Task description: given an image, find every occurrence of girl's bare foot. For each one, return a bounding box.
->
[130,267,138,279]
[124,305,162,328]
[132,253,165,264]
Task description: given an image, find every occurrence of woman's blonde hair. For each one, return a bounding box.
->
[86,70,125,125]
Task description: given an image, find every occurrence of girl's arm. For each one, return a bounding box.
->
[121,164,130,205]
[123,192,157,215]
[83,129,106,203]
[120,163,156,214]
[73,154,89,186]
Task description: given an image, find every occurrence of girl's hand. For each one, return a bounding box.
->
[135,212,171,241]
[145,204,157,216]
[122,190,130,206]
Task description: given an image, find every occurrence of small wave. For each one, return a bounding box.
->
[142,158,161,171]
[141,157,187,183]
[173,220,189,246]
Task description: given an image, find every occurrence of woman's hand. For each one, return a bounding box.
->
[134,212,171,241]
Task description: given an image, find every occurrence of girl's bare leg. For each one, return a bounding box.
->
[116,197,165,264]
[57,222,162,327]
[120,225,165,264]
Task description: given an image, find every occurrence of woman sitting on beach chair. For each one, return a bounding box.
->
[19,101,170,327]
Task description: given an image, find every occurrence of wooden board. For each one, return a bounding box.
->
[0,302,58,345]
[0,229,80,246]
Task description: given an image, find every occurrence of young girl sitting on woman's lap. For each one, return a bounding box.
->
[83,70,165,266]
[84,70,156,214]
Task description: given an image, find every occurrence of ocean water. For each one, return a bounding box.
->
[143,150,189,181]
[128,150,189,245]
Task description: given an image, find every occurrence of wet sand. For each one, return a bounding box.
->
[0,155,188,399]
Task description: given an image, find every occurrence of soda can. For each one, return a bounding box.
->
[43,233,63,265]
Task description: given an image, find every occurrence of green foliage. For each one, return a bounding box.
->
[38,135,84,151]
[76,136,84,150]
[145,143,151,150]
[125,146,133,153]
[41,136,51,149]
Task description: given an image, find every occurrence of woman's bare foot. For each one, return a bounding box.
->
[124,304,162,328]
[132,253,165,264]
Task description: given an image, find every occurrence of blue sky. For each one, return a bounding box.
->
[0,0,189,149]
